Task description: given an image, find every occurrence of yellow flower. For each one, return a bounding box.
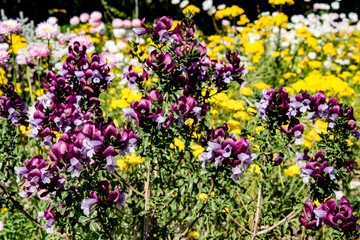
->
[253,82,271,90]
[222,207,230,215]
[1,208,8,214]
[19,125,31,136]
[247,107,257,114]
[191,145,205,158]
[182,5,200,15]
[233,111,250,121]
[249,164,261,174]
[284,165,300,177]
[227,119,242,135]
[272,51,280,57]
[269,0,294,5]
[188,231,199,239]
[255,126,264,135]
[170,138,185,151]
[116,153,145,170]
[198,193,208,201]
[240,87,253,96]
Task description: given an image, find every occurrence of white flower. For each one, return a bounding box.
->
[179,0,189,8]
[217,4,226,10]
[308,52,316,60]
[171,0,180,4]
[202,0,213,11]
[349,12,358,22]
[331,2,340,10]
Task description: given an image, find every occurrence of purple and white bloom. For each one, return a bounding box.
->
[103,155,119,174]
[300,168,313,183]
[82,138,103,159]
[81,191,99,216]
[122,108,135,121]
[314,209,327,226]
[231,166,243,180]
[8,107,21,124]
[154,115,166,130]
[67,157,85,178]
[324,166,337,180]
[35,21,60,39]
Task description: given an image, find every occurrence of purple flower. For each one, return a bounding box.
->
[81,191,100,216]
[67,157,84,178]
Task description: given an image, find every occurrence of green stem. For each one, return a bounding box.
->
[211,15,220,34]
[26,66,34,104]
[47,39,51,70]
[278,165,285,189]
[10,34,17,87]
[37,58,41,92]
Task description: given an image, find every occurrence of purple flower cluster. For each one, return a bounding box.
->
[49,120,139,176]
[14,155,64,198]
[200,124,256,180]
[299,197,358,232]
[297,150,337,183]
[256,88,360,144]
[0,83,28,126]
[123,89,209,130]
[37,205,58,234]
[81,181,126,216]
[28,41,114,141]
[128,16,247,93]
[170,95,209,127]
[123,89,172,130]
[13,41,139,232]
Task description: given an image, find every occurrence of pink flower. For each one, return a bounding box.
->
[69,35,93,48]
[132,19,141,27]
[0,49,9,64]
[89,18,101,27]
[0,19,21,35]
[112,18,123,28]
[90,11,102,21]
[35,21,60,39]
[90,28,98,34]
[47,17,58,24]
[70,16,80,25]
[0,221,3,231]
[100,52,117,68]
[80,13,90,23]
[222,19,230,26]
[29,45,50,58]
[122,19,132,28]
[16,48,34,65]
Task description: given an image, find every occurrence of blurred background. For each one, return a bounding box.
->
[1,0,360,34]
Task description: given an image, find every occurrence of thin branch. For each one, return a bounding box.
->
[255,211,296,236]
[235,189,250,216]
[98,213,114,240]
[227,213,252,234]
[0,182,69,240]
[251,184,262,240]
[255,196,310,237]
[113,171,145,197]
[179,171,217,238]
[143,164,151,239]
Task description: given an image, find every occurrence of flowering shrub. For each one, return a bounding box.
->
[0,2,360,239]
